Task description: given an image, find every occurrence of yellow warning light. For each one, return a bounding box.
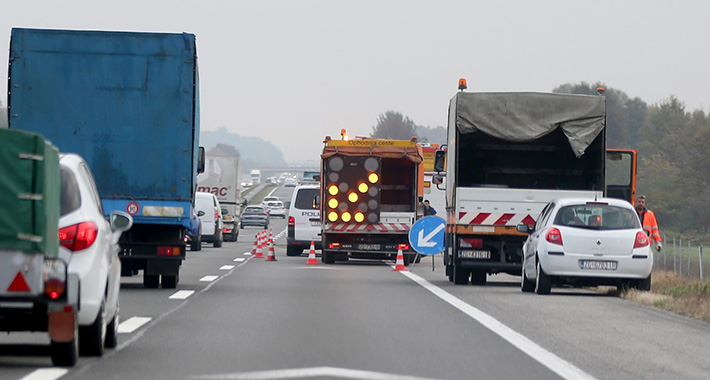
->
[368,172,379,183]
[328,198,339,209]
[341,212,352,222]
[341,128,349,141]
[328,211,339,222]
[354,211,365,223]
[348,192,359,203]
[328,184,339,196]
[357,182,369,193]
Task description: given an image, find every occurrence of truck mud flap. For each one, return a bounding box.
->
[48,308,77,343]
[146,259,181,276]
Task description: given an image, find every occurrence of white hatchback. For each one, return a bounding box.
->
[59,154,132,356]
[518,197,653,294]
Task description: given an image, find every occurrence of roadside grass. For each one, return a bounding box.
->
[248,184,277,205]
[241,187,254,198]
[621,270,710,322]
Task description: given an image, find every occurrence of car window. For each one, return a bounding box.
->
[60,166,81,216]
[244,206,265,214]
[554,204,640,230]
[535,203,552,230]
[79,162,104,215]
[294,188,318,209]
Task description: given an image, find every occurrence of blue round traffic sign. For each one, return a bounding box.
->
[408,216,446,255]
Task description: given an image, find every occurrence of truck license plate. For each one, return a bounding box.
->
[460,250,490,259]
[579,260,618,270]
[358,244,381,251]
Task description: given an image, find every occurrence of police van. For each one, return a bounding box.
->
[286,183,321,256]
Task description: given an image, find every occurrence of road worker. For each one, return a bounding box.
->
[635,195,662,252]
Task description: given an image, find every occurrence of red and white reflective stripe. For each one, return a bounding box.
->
[327,223,410,232]
[458,212,536,226]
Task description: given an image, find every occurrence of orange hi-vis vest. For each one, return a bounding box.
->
[639,210,662,242]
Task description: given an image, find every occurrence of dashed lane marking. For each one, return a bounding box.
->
[200,275,219,282]
[233,258,246,262]
[117,316,152,334]
[19,369,68,380]
[191,366,441,380]
[219,265,235,270]
[169,290,195,300]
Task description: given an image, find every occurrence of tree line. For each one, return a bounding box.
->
[371,83,710,240]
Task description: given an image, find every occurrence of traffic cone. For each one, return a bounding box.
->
[254,230,265,258]
[305,241,319,265]
[392,247,407,271]
[249,234,258,255]
[266,238,277,261]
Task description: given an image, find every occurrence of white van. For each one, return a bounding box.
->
[286,183,321,256]
[195,192,224,248]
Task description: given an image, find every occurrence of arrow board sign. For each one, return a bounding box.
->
[408,216,446,255]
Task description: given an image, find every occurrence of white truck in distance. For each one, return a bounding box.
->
[197,155,244,242]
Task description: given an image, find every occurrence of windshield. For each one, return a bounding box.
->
[554,204,640,230]
[244,206,265,214]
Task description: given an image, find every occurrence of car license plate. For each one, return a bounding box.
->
[358,244,381,250]
[460,250,490,259]
[311,221,321,227]
[579,260,618,271]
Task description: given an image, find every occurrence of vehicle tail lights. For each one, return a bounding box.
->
[157,246,181,257]
[288,216,295,227]
[58,222,98,251]
[634,231,649,248]
[397,243,410,250]
[329,242,341,249]
[44,278,65,300]
[546,228,563,245]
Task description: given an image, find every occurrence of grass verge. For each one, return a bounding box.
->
[621,270,710,322]
[248,184,277,205]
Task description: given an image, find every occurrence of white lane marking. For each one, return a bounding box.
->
[219,265,235,270]
[117,316,152,334]
[20,369,68,380]
[191,366,441,380]
[169,290,195,300]
[244,252,252,256]
[200,275,219,282]
[233,258,246,262]
[400,271,597,380]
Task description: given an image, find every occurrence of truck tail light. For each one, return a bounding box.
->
[397,244,409,250]
[44,278,65,300]
[288,216,295,227]
[157,246,181,256]
[59,222,98,251]
[634,231,649,248]
[329,242,341,249]
[459,237,483,249]
[546,228,563,245]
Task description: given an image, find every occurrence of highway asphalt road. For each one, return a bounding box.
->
[2,185,709,380]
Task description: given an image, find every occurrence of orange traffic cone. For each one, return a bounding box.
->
[392,247,407,271]
[249,233,258,255]
[305,241,319,265]
[254,230,265,258]
[266,239,277,261]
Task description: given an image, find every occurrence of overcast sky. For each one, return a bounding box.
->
[2,1,708,162]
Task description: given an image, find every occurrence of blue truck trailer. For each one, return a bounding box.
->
[8,28,204,288]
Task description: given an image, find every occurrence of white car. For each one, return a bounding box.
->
[195,192,224,248]
[59,154,133,356]
[517,197,653,295]
[286,183,321,256]
[265,201,286,218]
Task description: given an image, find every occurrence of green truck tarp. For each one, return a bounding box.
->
[0,128,60,257]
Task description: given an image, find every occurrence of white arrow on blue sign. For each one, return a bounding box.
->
[408,216,446,255]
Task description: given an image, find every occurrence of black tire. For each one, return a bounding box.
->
[323,251,335,264]
[233,229,239,241]
[402,254,412,266]
[190,226,202,251]
[79,303,105,357]
[144,274,160,289]
[535,259,552,295]
[521,263,535,293]
[634,274,651,291]
[286,245,300,257]
[105,309,119,349]
[214,234,223,248]
[471,270,487,286]
[51,338,78,367]
[161,274,178,289]
[453,266,470,285]
[240,224,244,229]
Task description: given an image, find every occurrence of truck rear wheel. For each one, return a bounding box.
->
[144,274,160,288]
[471,270,487,286]
[161,274,178,289]
[323,251,335,264]
[286,246,300,256]
[453,266,470,285]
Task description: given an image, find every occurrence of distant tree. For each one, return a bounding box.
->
[371,111,416,139]
[414,125,447,145]
[208,143,240,158]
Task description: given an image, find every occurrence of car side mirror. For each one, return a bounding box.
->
[432,175,443,185]
[434,150,446,172]
[241,199,248,206]
[516,224,533,234]
[110,211,133,232]
[221,207,228,215]
[197,147,206,174]
[197,210,205,217]
[284,201,291,209]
